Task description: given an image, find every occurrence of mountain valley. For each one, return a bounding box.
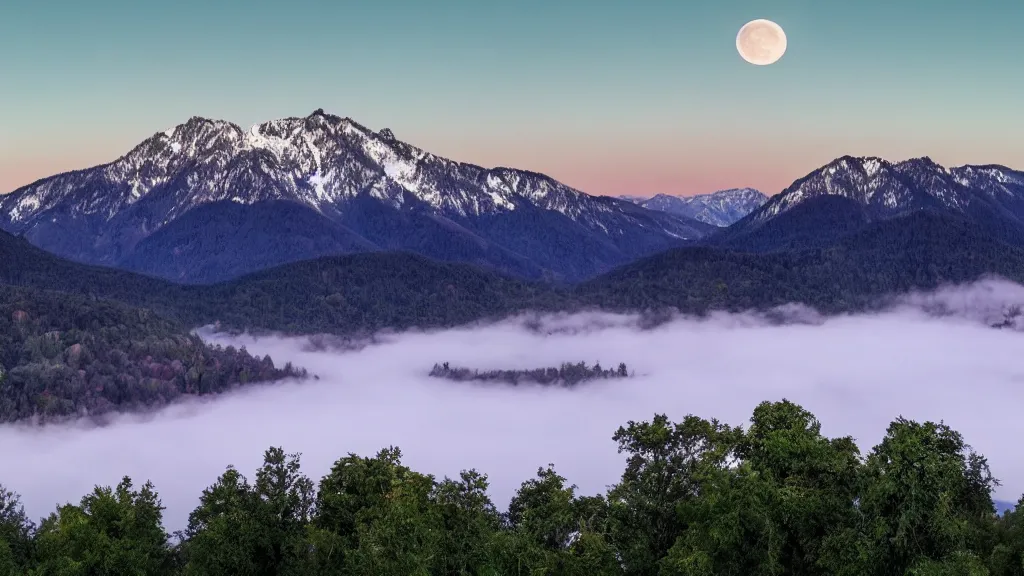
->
[4,123,1024,429]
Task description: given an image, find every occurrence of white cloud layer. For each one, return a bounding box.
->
[3,278,1024,532]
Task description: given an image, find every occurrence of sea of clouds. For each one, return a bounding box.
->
[3,278,1024,531]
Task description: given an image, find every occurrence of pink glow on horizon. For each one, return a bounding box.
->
[0,125,806,197]
[0,154,794,198]
[0,144,797,198]
[2,131,1019,199]
[0,150,120,195]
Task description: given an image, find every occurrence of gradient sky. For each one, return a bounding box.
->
[1,0,1022,197]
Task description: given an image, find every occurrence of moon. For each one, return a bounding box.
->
[736,19,787,65]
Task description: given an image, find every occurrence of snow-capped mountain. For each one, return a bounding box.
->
[634,188,767,227]
[717,155,1024,251]
[746,155,1024,225]
[0,110,714,283]
[616,195,649,203]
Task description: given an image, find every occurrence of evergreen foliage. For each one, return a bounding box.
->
[3,401,1023,575]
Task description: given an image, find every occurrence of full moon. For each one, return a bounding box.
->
[736,19,787,65]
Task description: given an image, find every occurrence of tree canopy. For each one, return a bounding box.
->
[3,399,1024,575]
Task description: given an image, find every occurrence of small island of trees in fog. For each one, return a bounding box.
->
[429,361,632,387]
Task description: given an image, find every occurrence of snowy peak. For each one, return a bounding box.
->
[617,195,648,203]
[137,116,244,166]
[0,111,501,225]
[28,110,705,233]
[746,155,1024,227]
[0,110,713,274]
[635,188,767,226]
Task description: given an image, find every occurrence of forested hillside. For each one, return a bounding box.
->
[186,252,571,335]
[0,286,306,423]
[5,211,1024,343]
[2,400,1022,574]
[577,211,1024,314]
[184,213,1024,333]
[0,230,568,335]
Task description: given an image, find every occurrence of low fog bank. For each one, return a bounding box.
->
[4,279,1024,531]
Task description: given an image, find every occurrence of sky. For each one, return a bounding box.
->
[1,0,1022,197]
[3,279,1024,531]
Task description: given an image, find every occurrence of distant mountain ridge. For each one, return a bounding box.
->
[0,110,714,283]
[579,209,1024,316]
[624,188,768,226]
[7,120,1024,284]
[748,155,1024,225]
[713,156,1024,252]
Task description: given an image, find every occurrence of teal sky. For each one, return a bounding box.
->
[1,0,1021,196]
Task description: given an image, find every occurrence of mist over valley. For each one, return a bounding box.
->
[4,279,1024,534]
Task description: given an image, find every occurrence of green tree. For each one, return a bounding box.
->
[432,469,502,575]
[607,413,740,576]
[824,418,998,576]
[661,400,862,576]
[506,466,579,552]
[31,477,173,575]
[738,400,862,574]
[182,447,314,575]
[0,484,34,575]
[496,466,620,576]
[314,446,440,575]
[989,498,1024,575]
[3,399,1023,575]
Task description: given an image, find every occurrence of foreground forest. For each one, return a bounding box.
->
[2,400,1024,575]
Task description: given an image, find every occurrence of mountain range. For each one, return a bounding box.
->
[0,110,714,284]
[3,111,1024,295]
[620,188,768,226]
[712,155,1024,252]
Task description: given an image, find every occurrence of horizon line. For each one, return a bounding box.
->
[2,109,1021,198]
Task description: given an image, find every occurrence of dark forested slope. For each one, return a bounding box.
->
[186,251,572,335]
[576,211,1024,314]
[0,229,567,335]
[0,230,175,299]
[5,211,1024,341]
